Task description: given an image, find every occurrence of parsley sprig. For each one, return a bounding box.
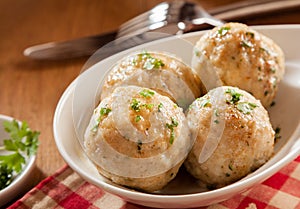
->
[0,120,39,190]
[135,51,165,70]
[166,117,178,144]
[225,88,257,114]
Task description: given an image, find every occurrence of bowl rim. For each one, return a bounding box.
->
[53,66,300,200]
[53,25,300,206]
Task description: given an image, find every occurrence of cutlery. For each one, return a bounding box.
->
[24,0,300,60]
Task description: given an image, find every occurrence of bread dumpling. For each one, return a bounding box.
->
[192,22,285,107]
[101,51,205,109]
[185,86,274,188]
[84,86,193,192]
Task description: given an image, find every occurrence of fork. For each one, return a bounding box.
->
[24,0,300,60]
[116,0,224,38]
[23,0,224,60]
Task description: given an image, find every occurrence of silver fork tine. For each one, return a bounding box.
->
[118,0,218,39]
[117,2,169,38]
[119,12,151,33]
[117,13,168,37]
[119,2,168,30]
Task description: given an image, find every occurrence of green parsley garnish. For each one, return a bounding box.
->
[225,88,242,104]
[194,49,200,57]
[92,107,111,132]
[135,115,142,122]
[0,120,39,190]
[236,102,257,114]
[0,165,13,190]
[260,47,269,54]
[218,27,230,36]
[166,117,178,144]
[158,103,163,112]
[214,109,220,117]
[137,140,143,151]
[225,89,257,114]
[264,91,269,96]
[144,58,165,70]
[130,98,154,113]
[197,98,211,108]
[213,109,220,124]
[241,41,252,48]
[145,103,154,109]
[270,101,276,107]
[130,99,141,112]
[246,31,255,38]
[100,107,111,116]
[270,67,276,73]
[275,127,281,142]
[136,51,165,70]
[139,89,155,98]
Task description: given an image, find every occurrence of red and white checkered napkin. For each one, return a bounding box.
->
[8,156,300,209]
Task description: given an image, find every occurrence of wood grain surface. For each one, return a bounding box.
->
[0,0,299,197]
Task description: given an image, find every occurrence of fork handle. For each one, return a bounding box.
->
[210,0,300,21]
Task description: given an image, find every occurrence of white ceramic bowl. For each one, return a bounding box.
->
[53,25,300,208]
[0,115,36,207]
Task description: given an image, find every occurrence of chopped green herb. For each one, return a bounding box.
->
[241,40,252,48]
[139,89,155,98]
[197,98,211,108]
[144,103,154,109]
[218,27,230,36]
[144,58,165,70]
[0,120,39,190]
[92,107,112,132]
[136,51,165,70]
[166,117,179,129]
[225,88,242,104]
[214,109,220,117]
[169,132,175,144]
[194,49,200,57]
[0,165,13,190]
[236,102,257,114]
[131,98,154,114]
[137,140,142,151]
[246,31,255,38]
[213,109,220,124]
[100,107,111,116]
[131,98,141,112]
[166,117,178,144]
[260,47,269,54]
[158,103,163,112]
[275,127,281,142]
[135,115,142,122]
[270,101,276,107]
[264,91,269,96]
[270,67,276,73]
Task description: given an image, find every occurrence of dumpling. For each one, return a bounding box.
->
[101,51,205,109]
[84,86,193,192]
[192,22,285,107]
[184,86,274,188]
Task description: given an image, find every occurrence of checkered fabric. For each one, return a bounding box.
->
[8,156,300,209]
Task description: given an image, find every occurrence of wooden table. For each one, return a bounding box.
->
[0,0,300,196]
